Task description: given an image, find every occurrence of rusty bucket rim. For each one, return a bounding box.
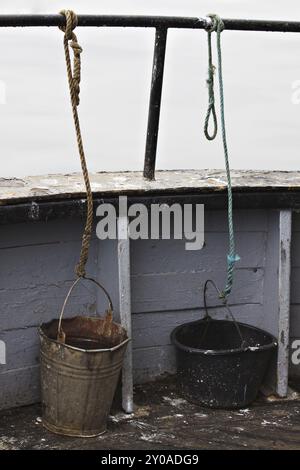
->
[38,316,130,353]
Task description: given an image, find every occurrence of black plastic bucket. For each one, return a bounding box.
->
[171,281,278,409]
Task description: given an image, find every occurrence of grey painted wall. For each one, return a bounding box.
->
[0,208,298,410]
[290,213,300,377]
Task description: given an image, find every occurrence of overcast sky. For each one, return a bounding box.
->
[1,1,300,177]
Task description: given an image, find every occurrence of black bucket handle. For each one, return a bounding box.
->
[57,276,113,343]
[200,279,249,349]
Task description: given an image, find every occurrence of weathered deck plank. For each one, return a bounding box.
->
[1,170,300,205]
[0,377,299,450]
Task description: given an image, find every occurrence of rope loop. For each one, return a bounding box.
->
[59,9,78,39]
[204,14,225,140]
[59,9,82,106]
[59,10,93,279]
[204,29,217,140]
[203,13,239,300]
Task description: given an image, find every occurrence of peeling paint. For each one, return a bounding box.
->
[162,396,187,407]
[29,201,39,220]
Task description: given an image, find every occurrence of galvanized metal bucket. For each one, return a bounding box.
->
[39,277,129,437]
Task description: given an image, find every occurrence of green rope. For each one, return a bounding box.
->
[204,28,217,140]
[204,14,240,301]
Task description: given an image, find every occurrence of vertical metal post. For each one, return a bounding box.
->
[277,209,292,397]
[117,215,134,413]
[143,28,168,181]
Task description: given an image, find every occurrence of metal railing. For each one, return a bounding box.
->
[1,14,300,180]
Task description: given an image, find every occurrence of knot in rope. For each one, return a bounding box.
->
[203,13,239,300]
[59,9,78,39]
[59,9,82,106]
[59,10,93,279]
[205,13,224,33]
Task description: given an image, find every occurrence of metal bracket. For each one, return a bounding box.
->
[117,215,134,413]
[277,209,292,397]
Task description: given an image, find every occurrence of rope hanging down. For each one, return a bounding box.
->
[204,24,217,140]
[204,14,240,300]
[59,10,93,278]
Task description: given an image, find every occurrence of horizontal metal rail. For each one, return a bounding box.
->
[0,14,298,180]
[1,15,300,32]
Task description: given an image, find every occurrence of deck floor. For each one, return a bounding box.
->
[0,378,299,450]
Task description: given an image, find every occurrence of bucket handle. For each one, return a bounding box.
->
[57,276,113,343]
[200,279,248,349]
